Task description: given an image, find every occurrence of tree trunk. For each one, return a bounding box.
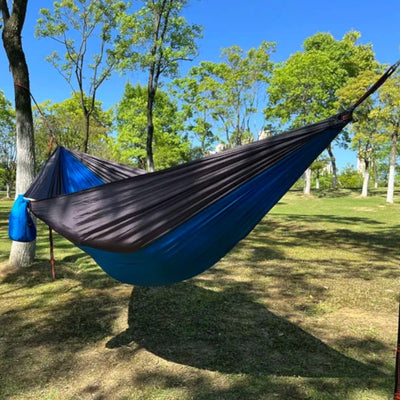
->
[83,111,90,153]
[303,168,312,195]
[146,87,155,172]
[373,158,378,189]
[387,128,398,204]
[6,183,11,198]
[361,160,369,197]
[2,0,36,267]
[327,145,337,189]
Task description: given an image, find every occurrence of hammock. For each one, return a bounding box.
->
[8,62,399,286]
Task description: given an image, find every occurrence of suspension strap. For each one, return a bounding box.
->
[14,82,57,280]
[14,82,57,147]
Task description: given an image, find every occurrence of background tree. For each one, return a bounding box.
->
[173,72,218,156]
[310,155,330,190]
[0,90,16,198]
[373,72,400,203]
[36,0,127,152]
[114,82,191,169]
[337,70,387,197]
[265,31,376,192]
[1,0,36,267]
[118,0,202,171]
[176,41,275,149]
[34,94,113,166]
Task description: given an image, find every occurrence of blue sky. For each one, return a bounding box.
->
[1,0,399,168]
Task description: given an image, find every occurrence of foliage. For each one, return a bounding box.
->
[34,94,113,167]
[373,71,400,202]
[36,0,128,151]
[338,165,363,188]
[114,82,191,170]
[265,31,376,191]
[0,90,16,194]
[175,41,275,149]
[117,0,202,77]
[337,70,387,161]
[265,31,376,128]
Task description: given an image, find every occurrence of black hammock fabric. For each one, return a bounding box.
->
[24,113,351,285]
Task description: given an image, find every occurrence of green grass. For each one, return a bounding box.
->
[0,189,399,399]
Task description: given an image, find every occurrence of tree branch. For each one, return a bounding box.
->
[10,0,28,34]
[0,0,10,22]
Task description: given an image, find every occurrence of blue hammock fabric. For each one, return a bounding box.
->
[16,113,350,286]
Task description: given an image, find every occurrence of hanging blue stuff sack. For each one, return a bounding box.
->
[9,195,37,242]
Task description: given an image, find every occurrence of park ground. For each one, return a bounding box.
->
[0,189,399,400]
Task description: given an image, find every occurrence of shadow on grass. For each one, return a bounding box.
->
[107,282,385,379]
[0,284,123,399]
[243,214,400,274]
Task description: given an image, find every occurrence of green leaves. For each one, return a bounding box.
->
[116,0,202,77]
[34,94,112,166]
[36,0,128,96]
[114,83,190,170]
[265,31,376,129]
[175,41,275,149]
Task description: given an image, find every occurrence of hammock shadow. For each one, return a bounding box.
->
[107,282,383,378]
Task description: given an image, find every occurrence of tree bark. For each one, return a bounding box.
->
[372,158,378,189]
[327,145,337,189]
[387,128,398,204]
[361,160,369,198]
[1,0,36,267]
[6,183,11,198]
[146,86,155,172]
[83,111,90,153]
[303,168,312,195]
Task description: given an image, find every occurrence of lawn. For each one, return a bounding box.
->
[0,189,399,400]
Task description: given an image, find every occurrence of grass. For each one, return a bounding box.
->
[0,188,399,399]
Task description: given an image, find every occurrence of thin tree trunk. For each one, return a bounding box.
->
[361,160,370,197]
[6,183,10,198]
[1,0,36,267]
[304,168,312,195]
[373,158,378,189]
[327,145,337,189]
[387,128,398,204]
[83,112,90,153]
[146,87,155,172]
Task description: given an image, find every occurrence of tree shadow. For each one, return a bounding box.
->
[107,282,384,379]
[0,287,123,399]
[246,214,400,270]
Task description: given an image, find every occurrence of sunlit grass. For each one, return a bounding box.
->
[0,188,399,399]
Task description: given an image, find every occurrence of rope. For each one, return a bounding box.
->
[14,82,57,147]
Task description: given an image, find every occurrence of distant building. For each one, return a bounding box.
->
[258,129,270,140]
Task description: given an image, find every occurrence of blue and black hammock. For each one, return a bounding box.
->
[8,61,399,286]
